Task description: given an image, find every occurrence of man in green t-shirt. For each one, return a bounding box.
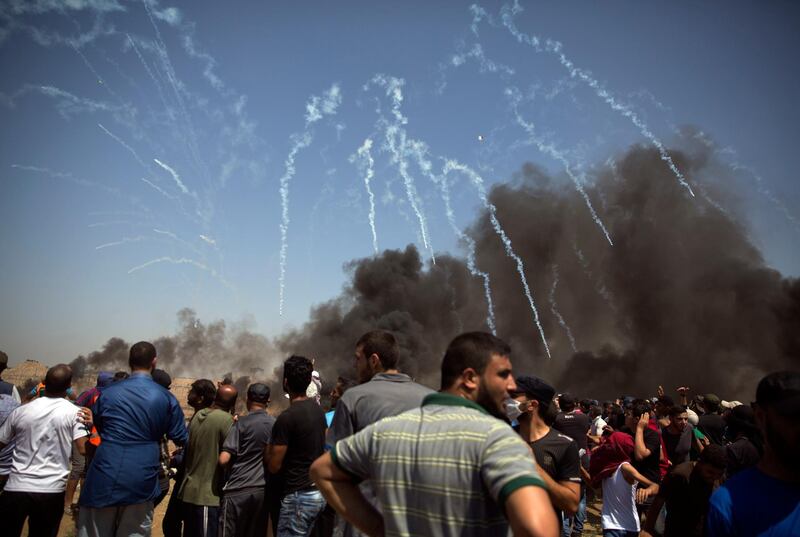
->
[178,384,237,537]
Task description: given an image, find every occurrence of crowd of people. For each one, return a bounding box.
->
[0,333,797,537]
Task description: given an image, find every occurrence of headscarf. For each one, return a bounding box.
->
[589,431,634,488]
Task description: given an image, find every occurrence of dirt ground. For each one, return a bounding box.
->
[53,490,604,537]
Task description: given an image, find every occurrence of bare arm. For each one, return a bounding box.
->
[74,436,88,456]
[506,485,560,537]
[219,451,232,467]
[619,462,659,502]
[534,463,580,515]
[309,453,384,537]
[634,413,652,460]
[266,444,288,474]
[641,494,666,535]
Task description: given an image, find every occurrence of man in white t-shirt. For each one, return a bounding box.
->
[0,364,91,537]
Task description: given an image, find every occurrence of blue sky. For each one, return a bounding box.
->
[1,0,798,365]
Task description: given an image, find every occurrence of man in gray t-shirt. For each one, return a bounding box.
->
[327,330,433,445]
[326,330,434,537]
[218,383,276,537]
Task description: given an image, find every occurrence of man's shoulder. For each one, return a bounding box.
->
[240,411,276,428]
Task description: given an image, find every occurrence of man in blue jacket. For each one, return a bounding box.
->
[77,341,188,537]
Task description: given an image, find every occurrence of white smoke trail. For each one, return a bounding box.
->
[126,33,173,117]
[506,87,614,245]
[140,177,178,200]
[368,75,435,262]
[127,255,236,292]
[152,228,177,239]
[199,234,216,246]
[153,158,190,194]
[496,1,695,197]
[141,0,207,175]
[450,43,515,76]
[349,138,379,254]
[406,140,497,334]
[95,236,147,250]
[278,84,342,315]
[98,123,150,171]
[442,158,551,358]
[549,264,577,352]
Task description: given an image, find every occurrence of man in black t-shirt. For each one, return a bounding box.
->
[219,383,276,537]
[554,394,591,452]
[697,393,727,446]
[267,356,327,536]
[662,406,694,465]
[623,402,662,484]
[512,376,581,521]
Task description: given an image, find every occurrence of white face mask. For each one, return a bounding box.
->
[504,398,523,421]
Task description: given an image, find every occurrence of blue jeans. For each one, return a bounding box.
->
[562,487,586,536]
[602,531,638,537]
[277,490,326,537]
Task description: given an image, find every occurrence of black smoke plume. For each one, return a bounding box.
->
[70,141,799,400]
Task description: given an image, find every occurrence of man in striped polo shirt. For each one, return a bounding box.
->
[311,332,559,537]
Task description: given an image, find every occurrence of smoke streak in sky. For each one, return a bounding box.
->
[278,84,342,316]
[351,138,379,254]
[549,264,577,352]
[506,87,614,245]
[153,158,189,194]
[368,74,435,263]
[442,158,550,358]
[493,0,696,197]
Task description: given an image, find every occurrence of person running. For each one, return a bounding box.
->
[179,384,237,537]
[0,364,91,537]
[77,342,188,537]
[311,332,559,537]
[706,371,800,536]
[511,375,581,517]
[218,383,275,537]
[267,355,328,537]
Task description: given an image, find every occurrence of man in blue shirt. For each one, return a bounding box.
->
[706,371,800,536]
[77,341,188,537]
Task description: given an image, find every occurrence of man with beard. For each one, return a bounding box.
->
[310,332,559,537]
[706,371,800,536]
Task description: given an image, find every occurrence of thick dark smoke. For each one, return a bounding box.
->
[69,308,282,393]
[69,141,799,400]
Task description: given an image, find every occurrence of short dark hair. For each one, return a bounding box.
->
[356,330,400,370]
[559,393,576,412]
[152,369,172,389]
[630,401,651,419]
[113,371,130,382]
[698,443,727,469]
[129,341,156,370]
[440,332,511,390]
[668,405,688,418]
[191,379,217,408]
[45,364,72,394]
[284,355,313,394]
